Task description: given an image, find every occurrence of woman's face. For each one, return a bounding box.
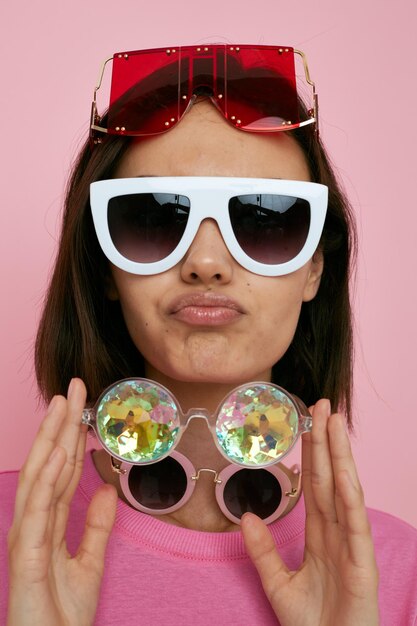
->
[108,101,323,388]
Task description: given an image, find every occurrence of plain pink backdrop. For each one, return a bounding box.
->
[1,0,416,527]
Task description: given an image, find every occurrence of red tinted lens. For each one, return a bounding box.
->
[223,469,282,520]
[229,194,310,264]
[108,193,190,262]
[108,48,189,135]
[128,456,187,510]
[219,46,299,131]
[106,45,300,136]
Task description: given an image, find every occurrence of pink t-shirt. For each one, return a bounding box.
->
[1,452,416,625]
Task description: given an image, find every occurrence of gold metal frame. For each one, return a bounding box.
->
[90,46,319,141]
[294,48,319,133]
[90,55,113,139]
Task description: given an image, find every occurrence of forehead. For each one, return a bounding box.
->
[115,101,311,182]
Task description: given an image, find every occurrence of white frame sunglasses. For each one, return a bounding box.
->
[90,177,328,276]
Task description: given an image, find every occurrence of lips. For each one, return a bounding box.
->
[168,292,246,326]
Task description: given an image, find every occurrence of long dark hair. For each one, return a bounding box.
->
[35,65,357,424]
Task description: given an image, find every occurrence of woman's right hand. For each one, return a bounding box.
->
[7,378,118,626]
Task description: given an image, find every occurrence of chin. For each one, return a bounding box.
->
[160,363,273,386]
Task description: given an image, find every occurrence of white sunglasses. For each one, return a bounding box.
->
[90,177,328,276]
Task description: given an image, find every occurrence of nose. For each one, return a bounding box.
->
[180,219,234,285]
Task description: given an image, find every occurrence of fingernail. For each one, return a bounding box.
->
[241,512,253,528]
[67,378,76,396]
[46,395,58,414]
[241,513,263,541]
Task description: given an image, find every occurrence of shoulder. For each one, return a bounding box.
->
[367,507,417,624]
[368,506,417,565]
[367,506,417,547]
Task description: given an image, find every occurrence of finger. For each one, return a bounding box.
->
[241,513,290,605]
[10,447,67,572]
[328,413,360,485]
[15,378,87,526]
[309,399,338,523]
[328,414,375,567]
[333,482,347,531]
[13,395,68,527]
[301,431,319,517]
[53,378,88,499]
[302,430,333,552]
[76,484,118,576]
[61,413,88,505]
[52,428,89,551]
[336,470,376,569]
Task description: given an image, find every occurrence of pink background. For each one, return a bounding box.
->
[1,1,416,527]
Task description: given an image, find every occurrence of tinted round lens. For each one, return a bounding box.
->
[96,380,180,463]
[229,194,310,265]
[216,384,299,466]
[223,469,282,519]
[108,193,190,263]
[128,456,187,510]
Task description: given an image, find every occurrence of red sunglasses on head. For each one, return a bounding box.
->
[90,44,318,142]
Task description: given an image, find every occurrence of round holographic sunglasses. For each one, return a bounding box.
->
[81,378,312,469]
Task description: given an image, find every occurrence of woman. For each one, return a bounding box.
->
[2,45,417,625]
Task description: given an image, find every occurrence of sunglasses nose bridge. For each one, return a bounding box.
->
[183,409,212,430]
[187,191,229,249]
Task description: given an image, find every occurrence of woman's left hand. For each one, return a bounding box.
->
[241,399,379,626]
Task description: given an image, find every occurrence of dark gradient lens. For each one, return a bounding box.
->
[128,456,187,510]
[229,194,310,264]
[108,192,190,262]
[223,469,282,519]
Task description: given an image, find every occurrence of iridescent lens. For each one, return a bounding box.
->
[96,380,180,463]
[216,384,298,466]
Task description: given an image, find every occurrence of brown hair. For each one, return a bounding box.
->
[272,124,356,422]
[35,97,356,423]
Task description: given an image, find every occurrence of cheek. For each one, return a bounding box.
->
[252,275,309,346]
[110,272,159,336]
[117,290,170,370]
[260,294,303,341]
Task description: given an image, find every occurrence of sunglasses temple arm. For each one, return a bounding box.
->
[81,408,95,427]
[286,464,302,498]
[291,394,313,434]
[299,414,312,434]
[81,408,101,449]
[294,49,319,135]
[90,56,114,141]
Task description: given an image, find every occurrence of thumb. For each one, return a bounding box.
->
[76,484,118,575]
[241,513,290,599]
